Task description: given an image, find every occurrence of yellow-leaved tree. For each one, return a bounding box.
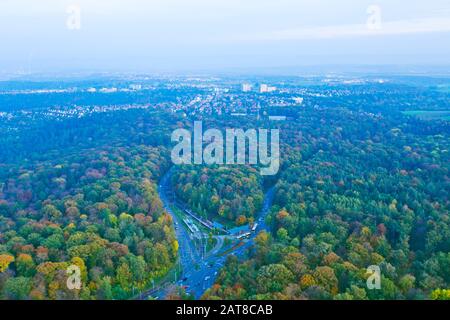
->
[0,254,15,273]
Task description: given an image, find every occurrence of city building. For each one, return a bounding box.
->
[242,83,252,92]
[260,84,277,93]
[293,97,304,105]
[269,116,287,121]
[130,84,142,90]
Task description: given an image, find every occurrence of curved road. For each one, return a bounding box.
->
[142,169,275,300]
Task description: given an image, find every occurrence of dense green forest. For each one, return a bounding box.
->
[172,165,264,226]
[203,106,450,300]
[0,145,178,299]
[0,77,449,300]
[0,107,186,299]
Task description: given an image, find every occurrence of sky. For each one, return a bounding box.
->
[1,0,450,74]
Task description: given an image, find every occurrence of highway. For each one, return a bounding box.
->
[141,168,275,300]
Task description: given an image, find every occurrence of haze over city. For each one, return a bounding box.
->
[1,0,450,74]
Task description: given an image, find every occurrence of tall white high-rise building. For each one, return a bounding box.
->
[242,83,252,92]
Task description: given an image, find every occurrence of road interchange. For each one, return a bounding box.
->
[140,169,275,300]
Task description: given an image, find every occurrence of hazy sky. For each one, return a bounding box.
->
[1,0,450,74]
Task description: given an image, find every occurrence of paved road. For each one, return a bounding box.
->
[141,169,275,300]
